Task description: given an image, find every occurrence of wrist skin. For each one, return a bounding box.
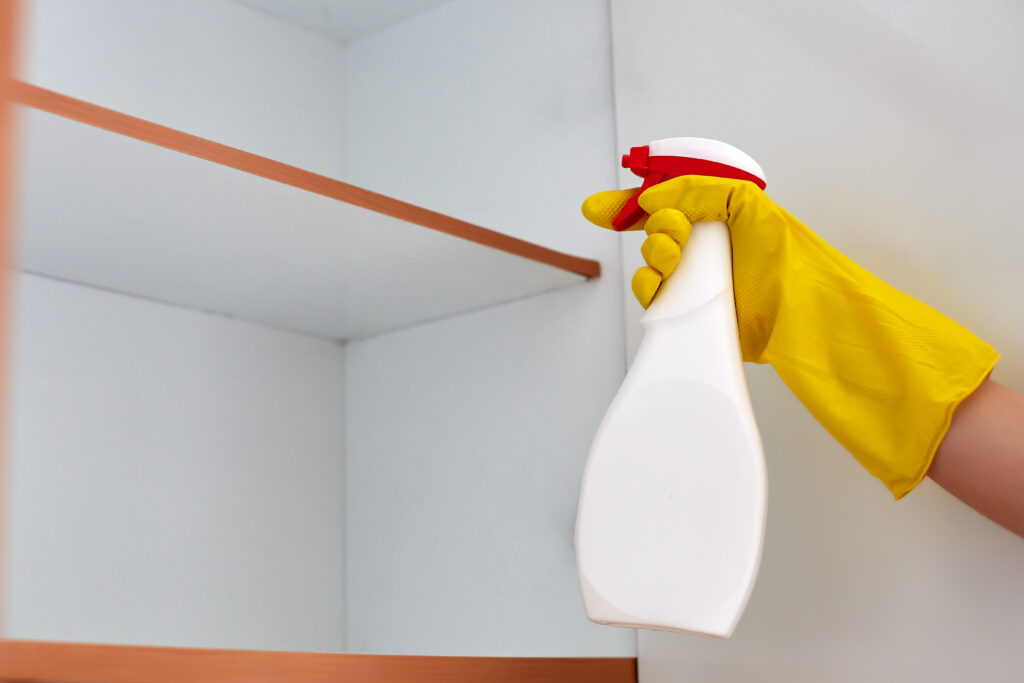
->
[928,379,1024,538]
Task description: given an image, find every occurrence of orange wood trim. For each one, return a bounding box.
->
[0,640,636,683]
[0,0,24,637]
[8,80,600,280]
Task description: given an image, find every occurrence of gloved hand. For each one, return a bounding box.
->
[582,176,999,499]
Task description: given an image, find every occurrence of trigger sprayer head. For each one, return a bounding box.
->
[611,137,767,231]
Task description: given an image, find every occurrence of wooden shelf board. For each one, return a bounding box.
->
[10,83,600,340]
[9,80,600,280]
[0,639,637,683]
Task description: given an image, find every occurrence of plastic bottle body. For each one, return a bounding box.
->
[575,221,767,638]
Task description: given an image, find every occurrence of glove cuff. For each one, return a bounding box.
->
[758,228,1000,498]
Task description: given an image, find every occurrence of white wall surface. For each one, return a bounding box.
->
[229,0,452,45]
[343,0,633,656]
[610,0,1024,680]
[5,273,346,651]
[7,0,350,652]
[19,0,347,177]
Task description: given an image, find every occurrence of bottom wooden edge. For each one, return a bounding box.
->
[0,639,637,683]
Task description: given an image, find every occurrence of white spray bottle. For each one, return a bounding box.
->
[575,138,768,638]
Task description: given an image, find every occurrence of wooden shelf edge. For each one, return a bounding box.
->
[8,80,600,280]
[0,0,25,641]
[0,640,636,683]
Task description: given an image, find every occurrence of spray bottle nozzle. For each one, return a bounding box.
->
[611,140,768,232]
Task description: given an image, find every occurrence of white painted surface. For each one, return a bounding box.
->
[343,0,633,656]
[20,0,348,178]
[10,0,630,657]
[611,0,1024,680]
[15,107,583,341]
[230,0,452,45]
[5,273,346,651]
[6,0,349,652]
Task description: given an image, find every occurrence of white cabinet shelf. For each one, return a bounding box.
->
[0,0,629,675]
[12,84,598,341]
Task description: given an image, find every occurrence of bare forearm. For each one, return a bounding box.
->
[927,379,1024,538]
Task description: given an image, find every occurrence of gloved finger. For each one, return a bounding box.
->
[631,266,663,309]
[637,175,745,223]
[581,188,648,231]
[641,233,681,279]
[644,208,692,245]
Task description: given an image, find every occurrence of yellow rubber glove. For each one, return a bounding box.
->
[583,176,999,499]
